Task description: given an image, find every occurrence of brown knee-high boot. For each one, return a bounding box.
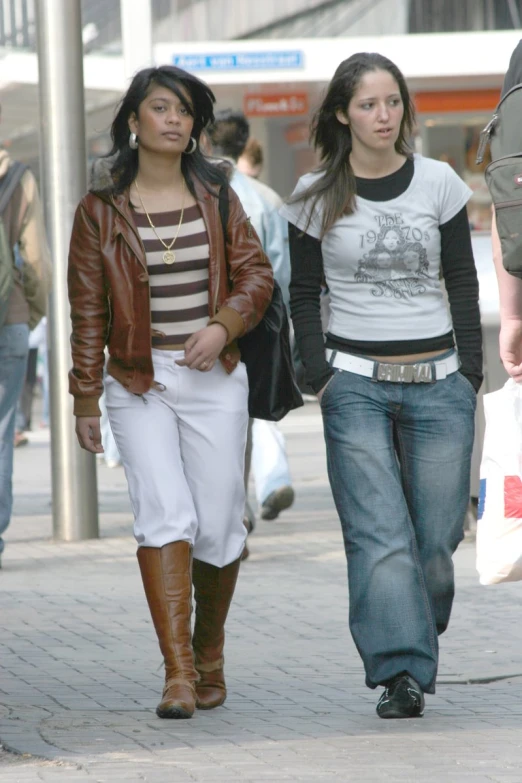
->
[137,541,198,719]
[192,557,241,710]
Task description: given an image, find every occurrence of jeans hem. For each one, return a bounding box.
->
[366,672,436,695]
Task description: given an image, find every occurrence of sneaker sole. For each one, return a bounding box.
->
[377,707,424,719]
[261,486,295,520]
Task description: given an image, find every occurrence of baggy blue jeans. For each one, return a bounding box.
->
[320,357,476,694]
[0,323,30,555]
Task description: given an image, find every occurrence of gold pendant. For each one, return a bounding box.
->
[163,250,176,265]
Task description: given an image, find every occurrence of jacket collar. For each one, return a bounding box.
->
[92,172,222,273]
[107,175,219,229]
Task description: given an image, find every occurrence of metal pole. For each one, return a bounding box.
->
[35,0,99,541]
[120,0,153,82]
[21,0,30,48]
[8,0,15,46]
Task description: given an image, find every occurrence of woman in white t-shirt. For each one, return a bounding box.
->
[280,52,482,720]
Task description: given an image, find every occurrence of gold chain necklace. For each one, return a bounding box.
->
[134,178,185,265]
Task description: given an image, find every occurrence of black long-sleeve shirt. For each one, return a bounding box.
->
[288,158,483,393]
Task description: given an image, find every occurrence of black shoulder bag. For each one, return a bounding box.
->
[218,186,303,421]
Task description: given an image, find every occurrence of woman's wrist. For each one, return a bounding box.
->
[207,323,229,353]
[309,367,335,394]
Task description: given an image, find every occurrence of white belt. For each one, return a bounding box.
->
[325,349,459,383]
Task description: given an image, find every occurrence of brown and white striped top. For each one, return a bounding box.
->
[132,204,210,349]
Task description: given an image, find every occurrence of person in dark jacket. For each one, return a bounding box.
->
[492,40,522,379]
[0,133,51,568]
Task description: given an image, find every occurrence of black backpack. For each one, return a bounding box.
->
[476,84,522,278]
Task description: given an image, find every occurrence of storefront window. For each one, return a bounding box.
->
[418,114,493,232]
[462,127,492,232]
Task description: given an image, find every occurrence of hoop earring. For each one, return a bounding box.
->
[129,132,139,150]
[184,137,197,155]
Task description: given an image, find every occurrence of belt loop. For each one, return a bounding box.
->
[371,361,380,383]
[328,349,337,368]
[430,361,436,382]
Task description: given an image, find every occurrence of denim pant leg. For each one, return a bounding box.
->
[15,347,38,432]
[0,324,30,554]
[321,370,439,694]
[396,371,476,636]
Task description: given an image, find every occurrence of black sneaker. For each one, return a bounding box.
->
[260,486,295,521]
[376,674,425,719]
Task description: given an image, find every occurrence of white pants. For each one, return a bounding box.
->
[105,349,249,567]
[251,419,292,506]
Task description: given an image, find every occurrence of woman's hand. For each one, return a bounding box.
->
[175,324,229,372]
[76,416,104,453]
[316,374,335,403]
[499,319,522,382]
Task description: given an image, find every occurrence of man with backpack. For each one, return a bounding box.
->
[489,41,522,381]
[0,128,51,568]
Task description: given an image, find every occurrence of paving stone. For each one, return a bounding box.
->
[2,406,522,781]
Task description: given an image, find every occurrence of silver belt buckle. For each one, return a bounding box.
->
[376,362,434,383]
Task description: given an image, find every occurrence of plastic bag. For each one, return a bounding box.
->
[476,378,522,584]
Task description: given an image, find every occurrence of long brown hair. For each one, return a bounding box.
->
[290,52,416,237]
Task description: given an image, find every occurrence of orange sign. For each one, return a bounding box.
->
[244,92,309,117]
[414,89,500,113]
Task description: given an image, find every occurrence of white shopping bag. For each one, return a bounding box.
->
[477,378,522,585]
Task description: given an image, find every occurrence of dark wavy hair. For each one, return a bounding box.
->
[104,65,228,196]
[290,52,416,237]
[207,109,251,161]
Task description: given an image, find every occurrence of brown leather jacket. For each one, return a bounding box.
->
[68,176,273,417]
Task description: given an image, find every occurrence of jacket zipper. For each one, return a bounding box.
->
[212,215,254,315]
[213,252,220,317]
[111,205,148,272]
[213,200,221,317]
[107,207,154,410]
[110,203,154,334]
[106,291,112,341]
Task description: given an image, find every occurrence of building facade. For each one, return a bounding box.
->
[1,0,521,227]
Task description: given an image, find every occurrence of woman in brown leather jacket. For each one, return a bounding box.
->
[67,66,273,720]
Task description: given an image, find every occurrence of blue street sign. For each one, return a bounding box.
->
[171,51,304,71]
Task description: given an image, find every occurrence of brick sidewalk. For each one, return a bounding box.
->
[1,404,522,782]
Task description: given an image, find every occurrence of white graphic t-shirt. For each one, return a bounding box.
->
[279,155,472,343]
